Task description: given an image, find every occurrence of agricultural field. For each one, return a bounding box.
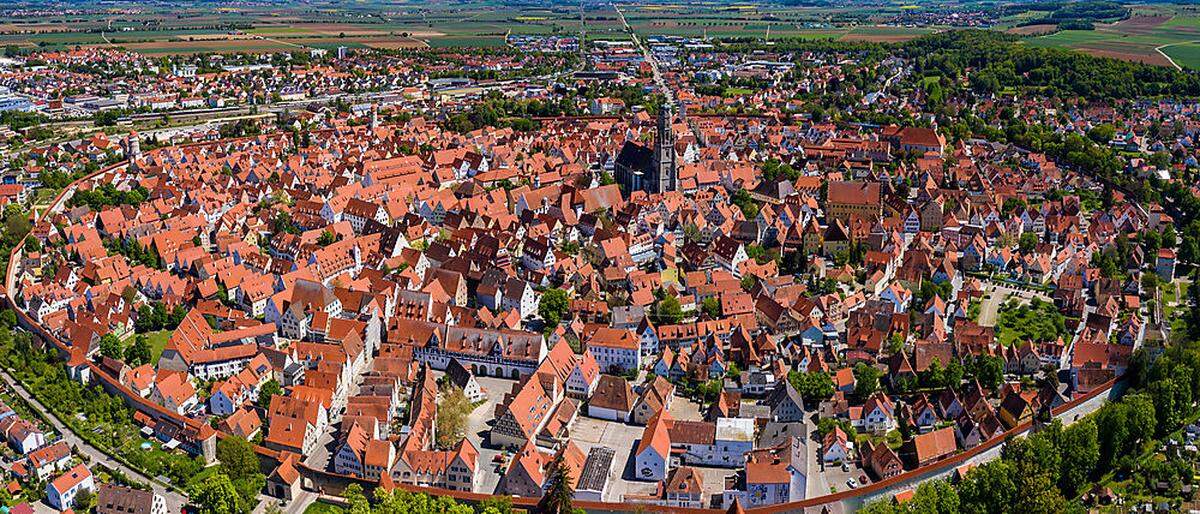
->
[0,0,1195,63]
[1020,13,1200,70]
[0,0,942,55]
[1162,42,1200,71]
[616,2,933,41]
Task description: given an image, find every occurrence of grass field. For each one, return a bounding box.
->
[144,330,172,365]
[303,501,346,514]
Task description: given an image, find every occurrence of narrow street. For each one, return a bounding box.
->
[0,369,189,513]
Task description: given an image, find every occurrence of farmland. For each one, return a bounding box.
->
[0,0,1196,67]
[0,0,944,55]
[1020,12,1200,70]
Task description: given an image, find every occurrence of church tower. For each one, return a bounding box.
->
[125,131,141,160]
[654,103,676,193]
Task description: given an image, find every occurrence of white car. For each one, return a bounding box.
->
[846,478,858,489]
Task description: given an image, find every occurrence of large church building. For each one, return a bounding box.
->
[615,104,677,195]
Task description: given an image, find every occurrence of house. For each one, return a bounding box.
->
[445,358,485,403]
[588,375,633,422]
[821,426,852,463]
[574,446,616,502]
[736,436,808,507]
[864,441,903,480]
[585,327,641,373]
[96,484,167,514]
[763,381,805,422]
[490,374,555,449]
[827,181,881,222]
[267,454,302,501]
[901,426,957,468]
[630,376,675,425]
[333,423,395,479]
[851,392,896,435]
[661,466,705,508]
[498,441,585,498]
[1157,248,1176,281]
[565,350,601,398]
[151,372,199,415]
[25,441,71,480]
[46,463,95,510]
[264,395,328,455]
[634,412,671,481]
[219,406,263,440]
[670,418,754,467]
[712,236,749,276]
[997,391,1035,429]
[0,418,45,454]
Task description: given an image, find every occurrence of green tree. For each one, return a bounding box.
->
[317,230,335,246]
[1018,231,1039,253]
[99,333,123,360]
[256,379,281,410]
[906,479,960,514]
[476,496,513,514]
[538,288,570,328]
[958,460,1018,514]
[539,452,577,514]
[1162,224,1177,248]
[1058,419,1099,497]
[1086,123,1115,144]
[125,335,152,366]
[74,488,96,512]
[190,473,244,514]
[701,296,721,319]
[650,294,683,325]
[852,363,881,400]
[344,484,369,514]
[731,188,759,218]
[789,370,834,404]
[435,383,472,449]
[217,436,260,482]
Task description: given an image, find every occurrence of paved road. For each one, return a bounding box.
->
[254,488,316,514]
[613,3,674,108]
[0,368,189,513]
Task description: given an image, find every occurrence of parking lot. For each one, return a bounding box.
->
[818,455,872,495]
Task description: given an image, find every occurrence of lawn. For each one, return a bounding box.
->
[304,501,346,514]
[144,330,172,365]
[995,297,1067,346]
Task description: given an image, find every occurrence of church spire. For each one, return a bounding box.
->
[655,103,676,193]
